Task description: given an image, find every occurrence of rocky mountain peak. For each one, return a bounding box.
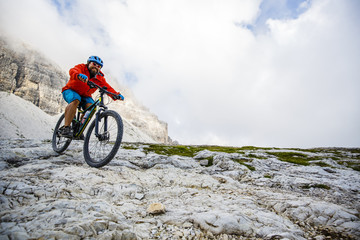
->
[0,37,67,115]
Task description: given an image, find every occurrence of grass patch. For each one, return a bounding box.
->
[266,152,313,166]
[233,159,256,171]
[313,162,331,167]
[197,156,214,167]
[301,184,331,190]
[143,144,199,157]
[141,144,258,169]
[122,145,139,150]
[199,145,242,154]
[142,144,275,157]
[350,165,360,171]
[239,146,274,151]
[139,144,360,171]
[247,153,267,159]
[142,144,248,157]
[338,160,360,172]
[241,163,256,171]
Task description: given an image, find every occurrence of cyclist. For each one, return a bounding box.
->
[60,56,124,137]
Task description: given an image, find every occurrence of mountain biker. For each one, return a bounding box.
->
[60,56,124,138]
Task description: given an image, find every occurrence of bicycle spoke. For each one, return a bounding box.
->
[83,110,123,167]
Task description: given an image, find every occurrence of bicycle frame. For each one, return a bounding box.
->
[73,89,109,139]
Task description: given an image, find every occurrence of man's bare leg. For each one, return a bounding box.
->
[64,100,80,127]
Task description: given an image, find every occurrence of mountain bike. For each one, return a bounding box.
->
[52,81,123,168]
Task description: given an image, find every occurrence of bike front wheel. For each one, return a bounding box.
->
[52,113,72,153]
[83,110,123,168]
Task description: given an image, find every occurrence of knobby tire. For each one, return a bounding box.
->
[83,110,123,168]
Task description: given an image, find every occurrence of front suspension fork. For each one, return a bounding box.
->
[94,110,108,139]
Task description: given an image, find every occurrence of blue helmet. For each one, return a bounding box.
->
[87,56,103,67]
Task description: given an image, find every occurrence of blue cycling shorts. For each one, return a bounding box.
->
[62,89,95,110]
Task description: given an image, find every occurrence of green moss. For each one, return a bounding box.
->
[301,184,331,190]
[247,153,267,159]
[345,148,360,154]
[266,152,312,166]
[314,162,331,167]
[143,144,199,157]
[197,156,214,167]
[241,163,256,171]
[142,144,248,157]
[141,144,258,170]
[142,144,276,157]
[338,160,360,172]
[200,145,241,154]
[239,146,274,151]
[139,143,360,171]
[232,159,255,171]
[122,145,139,150]
[351,165,360,171]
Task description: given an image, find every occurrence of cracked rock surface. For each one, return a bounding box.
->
[0,139,359,239]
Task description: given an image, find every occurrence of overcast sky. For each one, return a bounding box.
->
[1,0,359,148]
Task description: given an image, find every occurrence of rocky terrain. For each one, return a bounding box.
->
[0,36,169,144]
[0,138,359,239]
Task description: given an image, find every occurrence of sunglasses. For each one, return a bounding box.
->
[91,62,102,68]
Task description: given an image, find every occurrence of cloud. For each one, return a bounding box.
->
[249,0,311,33]
[0,0,359,147]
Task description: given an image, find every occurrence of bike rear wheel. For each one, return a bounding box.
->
[52,113,72,153]
[83,110,123,168]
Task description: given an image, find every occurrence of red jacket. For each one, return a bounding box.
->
[62,63,119,99]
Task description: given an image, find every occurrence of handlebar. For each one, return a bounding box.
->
[87,81,121,99]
